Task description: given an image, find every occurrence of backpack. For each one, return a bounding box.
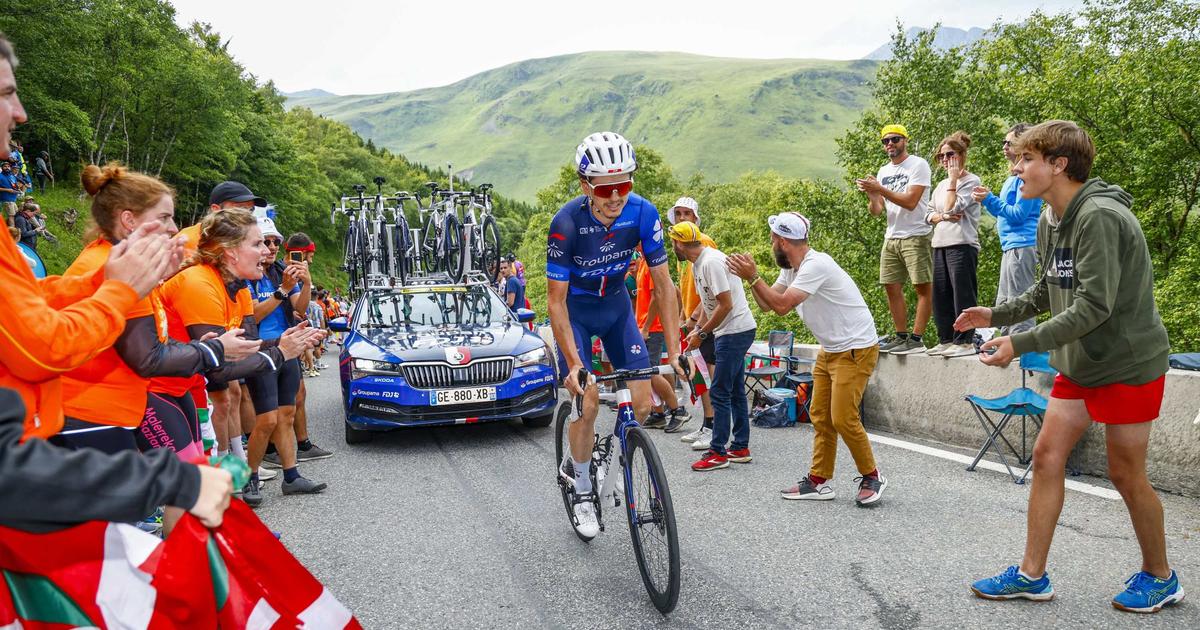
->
[750,389,793,428]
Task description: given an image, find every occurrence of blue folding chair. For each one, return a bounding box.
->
[964,352,1057,484]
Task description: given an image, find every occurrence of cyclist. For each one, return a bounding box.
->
[546,131,683,539]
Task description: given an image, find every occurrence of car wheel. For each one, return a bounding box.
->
[345,421,373,444]
[522,406,558,428]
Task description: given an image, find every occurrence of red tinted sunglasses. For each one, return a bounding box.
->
[588,178,634,198]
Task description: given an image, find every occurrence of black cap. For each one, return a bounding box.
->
[209,181,266,207]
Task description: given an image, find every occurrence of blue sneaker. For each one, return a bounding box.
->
[971,565,1054,601]
[1112,570,1184,613]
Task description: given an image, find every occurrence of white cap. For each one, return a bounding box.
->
[667,196,699,225]
[257,216,283,240]
[767,212,811,240]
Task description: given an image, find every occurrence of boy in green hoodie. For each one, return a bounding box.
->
[955,120,1181,613]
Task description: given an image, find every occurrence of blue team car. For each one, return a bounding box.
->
[331,279,559,444]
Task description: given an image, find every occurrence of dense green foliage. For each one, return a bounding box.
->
[0,0,534,284]
[289,52,877,201]
[837,0,1200,350]
[523,0,1199,351]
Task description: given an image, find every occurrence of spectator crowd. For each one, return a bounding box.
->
[0,23,1184,618]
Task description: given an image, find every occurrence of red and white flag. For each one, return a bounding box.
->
[0,501,360,629]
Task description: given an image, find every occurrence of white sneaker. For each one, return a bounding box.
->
[690,427,712,451]
[573,501,600,540]
[680,425,706,443]
[926,343,952,356]
[258,466,278,481]
[943,343,976,358]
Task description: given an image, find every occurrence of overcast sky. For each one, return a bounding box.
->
[170,0,1085,95]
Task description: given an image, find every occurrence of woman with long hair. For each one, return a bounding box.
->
[150,208,324,500]
[924,131,983,357]
[55,164,260,456]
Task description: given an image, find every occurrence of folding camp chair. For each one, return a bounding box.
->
[964,352,1056,484]
[745,330,795,402]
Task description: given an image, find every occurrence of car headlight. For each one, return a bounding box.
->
[352,358,401,379]
[515,346,550,368]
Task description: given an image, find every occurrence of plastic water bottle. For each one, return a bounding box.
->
[210,453,251,489]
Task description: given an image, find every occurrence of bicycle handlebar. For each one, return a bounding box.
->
[572,358,690,417]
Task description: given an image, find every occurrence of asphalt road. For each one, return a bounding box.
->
[257,368,1200,629]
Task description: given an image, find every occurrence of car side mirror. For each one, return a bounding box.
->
[515,308,535,324]
[328,316,350,332]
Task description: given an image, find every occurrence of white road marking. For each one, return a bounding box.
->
[867,432,1122,501]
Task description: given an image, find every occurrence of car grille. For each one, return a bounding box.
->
[401,358,514,389]
[353,385,555,423]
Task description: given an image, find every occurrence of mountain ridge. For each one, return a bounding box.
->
[287,51,878,202]
[865,26,988,60]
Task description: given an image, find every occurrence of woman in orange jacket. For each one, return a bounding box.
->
[54,164,261,457]
[0,215,178,440]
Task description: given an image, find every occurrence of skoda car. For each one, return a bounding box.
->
[332,281,559,444]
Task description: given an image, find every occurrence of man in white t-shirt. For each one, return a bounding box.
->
[670,222,758,473]
[855,123,932,356]
[727,212,888,507]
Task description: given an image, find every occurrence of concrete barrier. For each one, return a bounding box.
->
[550,331,1200,495]
[825,344,1200,497]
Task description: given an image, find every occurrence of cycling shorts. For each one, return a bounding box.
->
[557,291,650,383]
[246,358,302,414]
[137,392,203,460]
[50,417,138,454]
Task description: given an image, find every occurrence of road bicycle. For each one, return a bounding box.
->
[387,190,421,285]
[418,181,466,282]
[455,183,502,285]
[330,184,372,295]
[554,362,686,614]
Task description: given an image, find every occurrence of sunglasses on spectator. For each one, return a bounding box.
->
[587,178,634,198]
[935,151,958,161]
[881,136,905,146]
[265,238,283,247]
[1002,140,1014,147]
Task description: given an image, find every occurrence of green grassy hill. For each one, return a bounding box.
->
[287,52,878,202]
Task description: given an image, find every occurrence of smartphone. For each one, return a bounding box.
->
[288,251,304,263]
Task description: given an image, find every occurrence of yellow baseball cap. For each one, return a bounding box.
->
[667,221,704,243]
[880,124,909,139]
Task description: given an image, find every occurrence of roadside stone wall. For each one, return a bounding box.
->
[835,345,1200,497]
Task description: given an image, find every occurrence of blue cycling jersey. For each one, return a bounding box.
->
[545,193,668,297]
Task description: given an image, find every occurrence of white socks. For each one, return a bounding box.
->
[229,436,246,461]
[573,458,592,494]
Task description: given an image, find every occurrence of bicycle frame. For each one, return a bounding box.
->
[569,363,683,519]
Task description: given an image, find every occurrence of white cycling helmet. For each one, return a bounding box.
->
[575,132,636,177]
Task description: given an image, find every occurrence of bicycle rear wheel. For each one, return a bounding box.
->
[344,222,367,294]
[376,223,392,278]
[554,403,597,543]
[623,426,681,614]
[481,215,501,285]
[442,213,465,282]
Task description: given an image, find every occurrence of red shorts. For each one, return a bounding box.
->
[1050,374,1165,424]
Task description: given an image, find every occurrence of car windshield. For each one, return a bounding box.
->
[356,285,513,329]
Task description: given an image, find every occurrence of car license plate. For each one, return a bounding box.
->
[432,387,496,406]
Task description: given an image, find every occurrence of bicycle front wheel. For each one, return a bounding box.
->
[392,215,410,285]
[623,426,681,614]
[420,213,440,274]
